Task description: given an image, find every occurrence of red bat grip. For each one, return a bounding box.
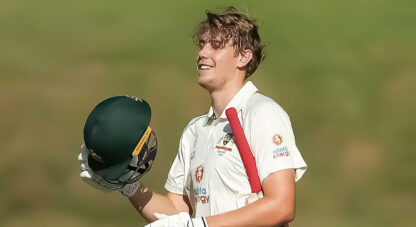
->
[225,107,262,193]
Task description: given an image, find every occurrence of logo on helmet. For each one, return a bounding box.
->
[89,149,105,163]
[126,95,142,102]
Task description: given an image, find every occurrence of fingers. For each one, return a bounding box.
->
[80,170,91,179]
[78,143,121,192]
[80,163,87,171]
[77,152,83,161]
[80,144,90,159]
[79,152,91,174]
[78,144,90,171]
[81,143,88,151]
[79,148,89,178]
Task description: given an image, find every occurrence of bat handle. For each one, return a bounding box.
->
[245,193,259,205]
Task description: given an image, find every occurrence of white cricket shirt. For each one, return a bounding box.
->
[165,81,307,217]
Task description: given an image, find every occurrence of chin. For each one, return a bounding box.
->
[198,75,215,91]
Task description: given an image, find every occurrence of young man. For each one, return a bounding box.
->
[80,7,307,227]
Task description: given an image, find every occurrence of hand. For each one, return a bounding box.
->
[145,212,207,227]
[78,144,140,197]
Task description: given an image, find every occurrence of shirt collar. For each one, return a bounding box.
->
[203,81,258,125]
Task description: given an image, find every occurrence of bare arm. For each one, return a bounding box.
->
[128,184,193,222]
[206,169,296,227]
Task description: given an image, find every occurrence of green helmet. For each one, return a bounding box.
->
[83,96,157,182]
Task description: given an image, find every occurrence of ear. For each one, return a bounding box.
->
[237,49,253,68]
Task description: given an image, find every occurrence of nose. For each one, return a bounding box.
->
[198,43,213,60]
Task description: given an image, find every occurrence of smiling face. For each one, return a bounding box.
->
[193,8,264,81]
[197,41,242,92]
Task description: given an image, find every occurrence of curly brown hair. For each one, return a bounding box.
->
[193,7,265,77]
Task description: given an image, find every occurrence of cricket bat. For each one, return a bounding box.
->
[226,107,289,227]
[225,108,262,201]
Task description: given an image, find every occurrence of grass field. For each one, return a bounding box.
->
[1,0,415,226]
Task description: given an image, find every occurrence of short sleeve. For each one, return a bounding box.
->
[165,119,197,195]
[244,99,307,183]
[165,144,187,195]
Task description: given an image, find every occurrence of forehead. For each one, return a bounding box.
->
[199,30,235,50]
[200,30,222,41]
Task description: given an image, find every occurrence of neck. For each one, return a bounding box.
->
[210,79,246,117]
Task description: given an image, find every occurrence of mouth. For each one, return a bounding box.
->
[197,63,213,71]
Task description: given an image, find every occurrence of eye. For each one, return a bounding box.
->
[211,41,222,49]
[199,41,206,49]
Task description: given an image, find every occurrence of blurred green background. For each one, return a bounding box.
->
[1,0,415,226]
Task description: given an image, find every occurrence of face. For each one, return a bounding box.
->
[196,41,241,91]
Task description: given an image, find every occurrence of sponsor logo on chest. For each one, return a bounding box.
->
[194,165,209,204]
[193,165,209,204]
[195,165,204,183]
[215,133,234,156]
[194,186,209,204]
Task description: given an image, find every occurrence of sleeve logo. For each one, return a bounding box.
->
[272,134,283,146]
[273,146,290,159]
